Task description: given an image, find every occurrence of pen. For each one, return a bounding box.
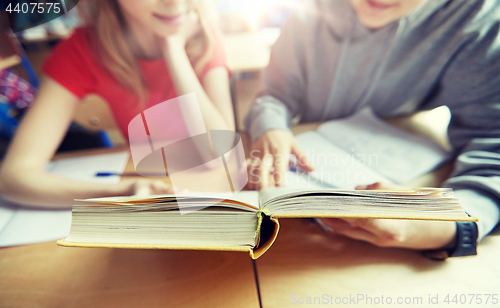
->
[95,172,168,177]
[310,218,333,233]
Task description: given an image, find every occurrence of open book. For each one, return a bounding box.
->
[283,109,450,190]
[58,188,476,259]
[0,151,130,248]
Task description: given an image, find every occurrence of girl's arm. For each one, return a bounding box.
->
[163,36,235,132]
[0,77,171,209]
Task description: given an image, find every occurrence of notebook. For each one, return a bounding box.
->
[0,151,130,247]
[283,108,450,190]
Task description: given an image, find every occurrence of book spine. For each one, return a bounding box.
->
[255,210,265,240]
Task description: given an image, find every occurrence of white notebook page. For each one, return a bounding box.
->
[0,151,130,247]
[316,109,450,184]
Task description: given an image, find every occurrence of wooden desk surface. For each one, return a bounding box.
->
[255,108,500,308]
[0,108,485,308]
[255,219,500,308]
[0,242,259,308]
[0,147,260,308]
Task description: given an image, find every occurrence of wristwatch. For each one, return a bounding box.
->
[423,222,478,260]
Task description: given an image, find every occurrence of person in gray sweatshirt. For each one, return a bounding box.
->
[245,0,500,258]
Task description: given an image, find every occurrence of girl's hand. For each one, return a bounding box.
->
[164,11,201,48]
[246,130,314,190]
[321,182,457,250]
[127,179,175,196]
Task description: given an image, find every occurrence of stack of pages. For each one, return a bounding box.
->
[58,188,476,259]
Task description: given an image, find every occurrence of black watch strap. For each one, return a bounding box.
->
[447,221,478,257]
[423,222,478,260]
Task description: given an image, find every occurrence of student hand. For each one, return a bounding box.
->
[321,182,457,250]
[128,179,175,196]
[246,130,314,190]
[163,11,201,47]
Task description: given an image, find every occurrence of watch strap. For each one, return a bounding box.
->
[423,222,478,260]
[447,221,478,257]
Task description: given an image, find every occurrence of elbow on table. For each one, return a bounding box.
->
[0,166,31,202]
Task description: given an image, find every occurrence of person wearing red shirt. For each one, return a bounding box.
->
[0,0,234,208]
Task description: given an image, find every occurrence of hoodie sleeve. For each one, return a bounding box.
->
[432,9,500,241]
[245,13,308,142]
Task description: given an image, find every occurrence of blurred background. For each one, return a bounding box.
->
[0,0,311,154]
[0,0,450,156]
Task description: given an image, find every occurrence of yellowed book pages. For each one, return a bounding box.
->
[57,188,477,259]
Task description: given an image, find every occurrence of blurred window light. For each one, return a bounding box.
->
[217,0,306,31]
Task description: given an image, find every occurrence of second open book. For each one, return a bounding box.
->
[58,188,476,259]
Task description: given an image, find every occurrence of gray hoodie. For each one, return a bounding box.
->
[245,0,500,240]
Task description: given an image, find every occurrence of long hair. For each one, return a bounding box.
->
[81,0,216,103]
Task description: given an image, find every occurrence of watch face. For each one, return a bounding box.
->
[2,0,80,33]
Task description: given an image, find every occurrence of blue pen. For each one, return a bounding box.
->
[96,172,168,177]
[96,172,123,177]
[289,166,338,189]
[310,218,333,233]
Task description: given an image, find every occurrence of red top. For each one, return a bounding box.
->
[43,28,229,140]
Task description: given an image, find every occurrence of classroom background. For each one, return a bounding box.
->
[0,0,310,153]
[0,0,452,151]
[1,1,499,307]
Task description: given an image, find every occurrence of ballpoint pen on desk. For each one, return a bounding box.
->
[310,218,333,233]
[95,172,168,177]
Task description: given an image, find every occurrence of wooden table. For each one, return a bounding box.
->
[0,242,259,307]
[254,110,500,308]
[1,109,496,308]
[0,147,261,308]
[255,219,500,308]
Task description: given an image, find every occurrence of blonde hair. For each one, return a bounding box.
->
[81,0,216,103]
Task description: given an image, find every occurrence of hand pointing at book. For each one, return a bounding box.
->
[322,182,457,250]
[247,130,314,190]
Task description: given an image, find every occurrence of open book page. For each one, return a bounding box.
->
[259,187,303,210]
[316,108,450,184]
[175,191,260,211]
[65,208,259,247]
[66,192,261,248]
[259,188,475,221]
[288,132,391,190]
[62,191,260,250]
[260,187,452,208]
[82,191,260,212]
